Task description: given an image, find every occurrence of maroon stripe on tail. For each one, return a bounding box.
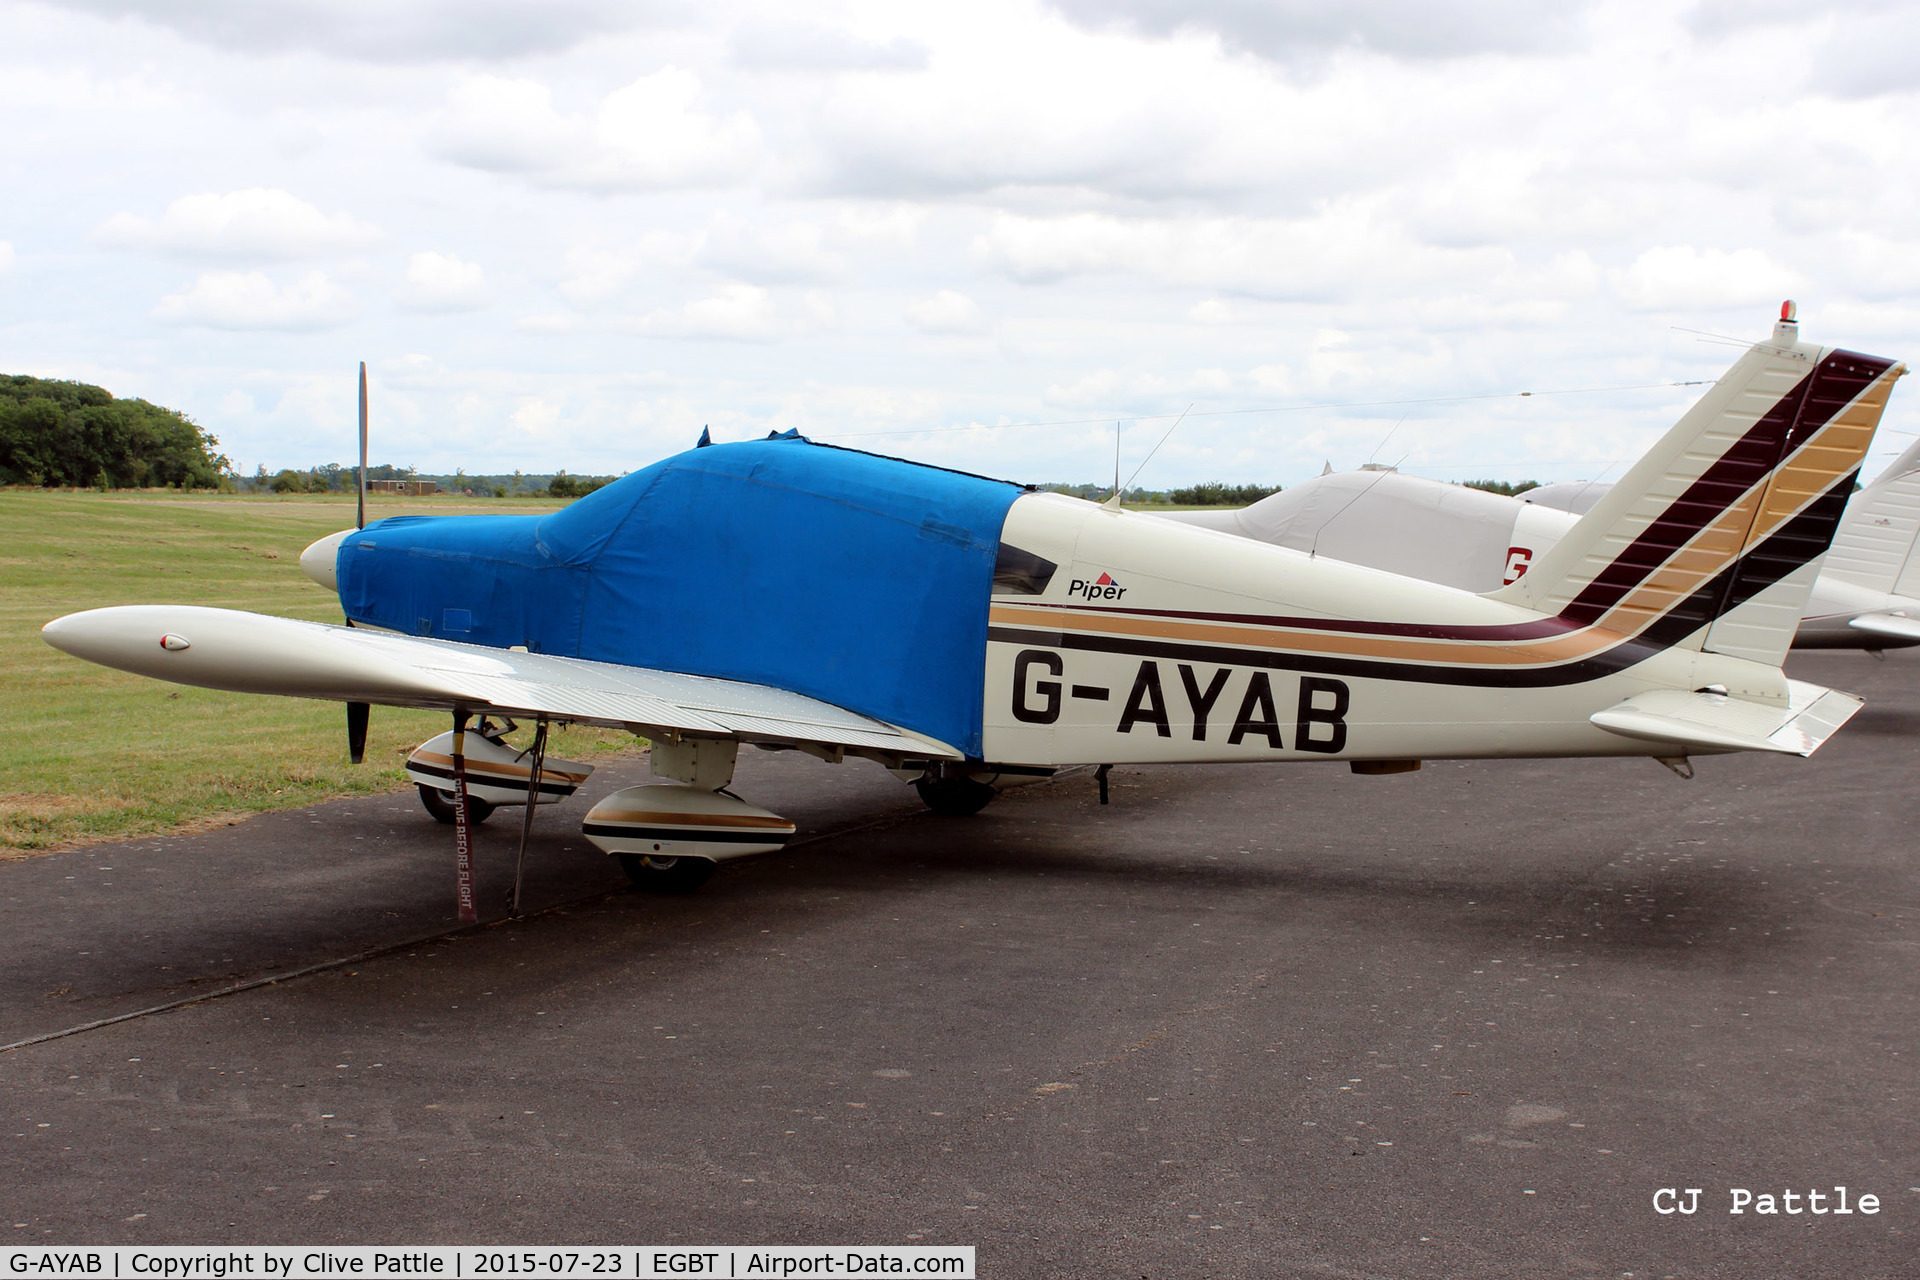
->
[1559,350,1890,628]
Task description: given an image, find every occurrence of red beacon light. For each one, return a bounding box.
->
[1780,299,1797,322]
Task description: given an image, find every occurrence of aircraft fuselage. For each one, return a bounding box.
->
[977,493,1781,767]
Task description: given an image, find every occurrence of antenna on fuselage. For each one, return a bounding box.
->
[356,361,368,531]
[1104,403,1193,509]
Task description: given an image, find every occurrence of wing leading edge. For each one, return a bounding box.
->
[42,605,962,763]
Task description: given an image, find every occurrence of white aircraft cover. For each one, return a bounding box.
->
[42,605,961,761]
[1520,480,1611,514]
[1168,470,1525,593]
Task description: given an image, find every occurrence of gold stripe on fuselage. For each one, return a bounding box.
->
[988,602,1625,669]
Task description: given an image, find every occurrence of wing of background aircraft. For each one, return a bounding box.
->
[1152,465,1572,593]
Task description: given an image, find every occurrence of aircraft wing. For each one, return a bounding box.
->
[1588,679,1863,758]
[42,605,962,762]
[1847,610,1920,642]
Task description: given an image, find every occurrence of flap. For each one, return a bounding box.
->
[1589,679,1863,758]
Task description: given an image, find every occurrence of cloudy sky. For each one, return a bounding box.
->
[3,0,1918,487]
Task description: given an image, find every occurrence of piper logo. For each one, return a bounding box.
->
[1068,573,1127,601]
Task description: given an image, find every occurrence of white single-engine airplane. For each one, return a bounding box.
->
[41,308,1903,913]
[1168,306,1920,653]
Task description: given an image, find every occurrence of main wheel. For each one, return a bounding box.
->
[418,784,496,825]
[914,774,997,816]
[617,852,719,894]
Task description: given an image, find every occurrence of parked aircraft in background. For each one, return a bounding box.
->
[41,307,1903,910]
[1167,311,1920,652]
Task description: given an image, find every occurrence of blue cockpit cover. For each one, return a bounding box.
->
[336,437,1024,756]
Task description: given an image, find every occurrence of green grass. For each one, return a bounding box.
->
[0,489,639,854]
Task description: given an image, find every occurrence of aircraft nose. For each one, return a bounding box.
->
[300,529,353,591]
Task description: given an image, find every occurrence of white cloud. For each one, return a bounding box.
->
[802,290,837,328]
[1187,298,1245,324]
[399,251,489,312]
[797,11,1478,202]
[639,283,781,340]
[430,69,763,192]
[556,236,697,309]
[13,0,1920,487]
[96,189,381,260]
[1834,231,1920,300]
[152,270,355,330]
[54,0,660,62]
[1041,365,1238,411]
[698,216,845,282]
[906,289,986,334]
[1051,0,1594,60]
[0,241,13,274]
[834,204,925,248]
[429,77,571,173]
[731,24,930,72]
[973,210,1516,302]
[512,397,563,439]
[1609,246,1806,312]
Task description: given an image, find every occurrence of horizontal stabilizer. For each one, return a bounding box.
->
[1589,679,1862,758]
[1847,611,1920,641]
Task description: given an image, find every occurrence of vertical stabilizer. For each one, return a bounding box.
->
[1488,308,1903,668]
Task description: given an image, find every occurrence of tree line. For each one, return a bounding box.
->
[1459,479,1540,496]
[0,375,231,489]
[254,465,618,498]
[1041,481,1283,505]
[1,372,1549,505]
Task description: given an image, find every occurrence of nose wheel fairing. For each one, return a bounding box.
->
[404,727,594,809]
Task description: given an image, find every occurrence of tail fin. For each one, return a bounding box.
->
[1489,308,1904,667]
[1818,432,1920,599]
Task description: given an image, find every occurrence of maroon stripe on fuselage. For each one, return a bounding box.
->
[1034,602,1582,643]
[1559,350,1889,627]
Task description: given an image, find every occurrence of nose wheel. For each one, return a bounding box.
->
[419,784,495,825]
[617,852,718,894]
[914,770,996,816]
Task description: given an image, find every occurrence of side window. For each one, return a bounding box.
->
[993,543,1058,595]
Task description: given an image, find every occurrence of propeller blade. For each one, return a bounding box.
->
[347,700,369,764]
[357,361,368,530]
